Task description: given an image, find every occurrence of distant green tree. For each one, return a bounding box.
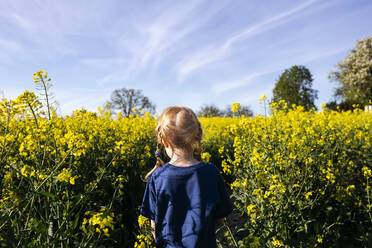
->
[197,104,223,117]
[271,65,318,110]
[328,35,372,107]
[105,88,156,117]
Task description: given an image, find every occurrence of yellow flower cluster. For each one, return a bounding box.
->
[0,189,17,206]
[231,102,242,113]
[33,70,51,85]
[246,204,256,215]
[231,178,248,189]
[137,215,148,229]
[20,165,36,178]
[304,191,312,200]
[134,234,154,248]
[272,237,284,247]
[0,71,157,246]
[223,100,372,246]
[134,215,155,248]
[56,168,78,185]
[115,174,127,183]
[82,208,114,237]
[200,152,211,162]
[362,166,372,178]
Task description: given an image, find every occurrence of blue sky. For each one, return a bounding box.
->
[0,0,371,116]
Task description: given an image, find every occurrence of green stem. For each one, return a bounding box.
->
[27,101,39,129]
[52,149,120,239]
[0,109,11,163]
[367,177,372,223]
[223,220,238,248]
[109,187,119,210]
[39,76,51,121]
[35,136,80,192]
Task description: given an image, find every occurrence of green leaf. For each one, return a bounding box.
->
[73,212,80,230]
[40,191,56,201]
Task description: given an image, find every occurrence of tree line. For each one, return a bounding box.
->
[104,35,372,117]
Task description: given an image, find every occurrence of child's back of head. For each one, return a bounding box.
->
[145,106,203,180]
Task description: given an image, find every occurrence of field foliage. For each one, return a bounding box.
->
[0,72,371,247]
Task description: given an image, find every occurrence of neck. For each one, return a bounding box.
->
[168,148,199,166]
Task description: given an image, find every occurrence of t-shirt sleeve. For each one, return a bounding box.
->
[139,174,156,220]
[215,170,233,219]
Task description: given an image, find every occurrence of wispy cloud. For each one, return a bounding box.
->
[177,0,320,81]
[210,45,349,95]
[0,38,24,65]
[101,0,229,85]
[0,38,22,53]
[0,1,114,59]
[211,71,275,94]
[79,58,128,70]
[297,46,349,63]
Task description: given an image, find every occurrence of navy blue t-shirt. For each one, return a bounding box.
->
[140,161,233,248]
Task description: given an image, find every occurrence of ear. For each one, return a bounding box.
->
[162,137,169,148]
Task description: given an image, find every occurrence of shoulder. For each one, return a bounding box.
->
[151,163,170,179]
[199,162,220,175]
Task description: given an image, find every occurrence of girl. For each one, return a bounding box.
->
[140,106,233,248]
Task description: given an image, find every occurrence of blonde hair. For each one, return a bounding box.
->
[144,106,203,180]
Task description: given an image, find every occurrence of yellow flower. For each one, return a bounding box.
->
[138,215,148,229]
[252,188,263,196]
[20,165,36,178]
[272,237,283,247]
[305,157,313,165]
[231,179,241,189]
[259,94,267,101]
[246,204,256,215]
[103,228,110,237]
[201,152,211,162]
[83,210,115,237]
[317,235,323,243]
[21,166,28,177]
[39,174,47,180]
[362,166,372,178]
[56,168,77,185]
[305,192,312,200]
[3,172,11,181]
[345,185,355,196]
[231,103,242,113]
[116,175,126,182]
[259,94,267,104]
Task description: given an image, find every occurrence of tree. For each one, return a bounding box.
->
[325,99,360,112]
[223,104,253,117]
[271,65,318,110]
[105,88,156,117]
[328,35,372,106]
[197,103,254,117]
[197,104,223,117]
